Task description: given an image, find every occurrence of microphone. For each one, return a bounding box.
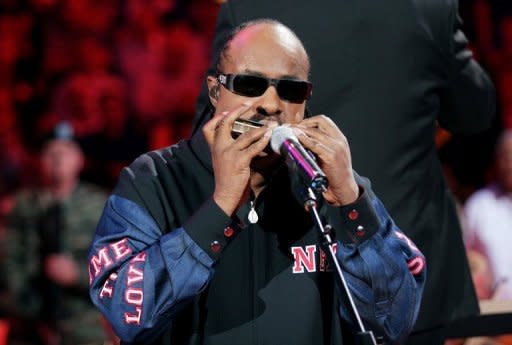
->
[270,126,328,192]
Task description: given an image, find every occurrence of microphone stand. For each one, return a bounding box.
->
[303,187,379,345]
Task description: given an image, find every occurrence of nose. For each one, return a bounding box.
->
[255,85,282,117]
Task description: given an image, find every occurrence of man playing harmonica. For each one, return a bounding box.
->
[88,20,426,345]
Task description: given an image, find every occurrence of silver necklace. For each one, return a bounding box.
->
[248,200,259,224]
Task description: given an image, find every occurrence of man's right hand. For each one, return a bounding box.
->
[203,103,273,216]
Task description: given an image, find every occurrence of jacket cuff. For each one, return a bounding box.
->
[183,197,242,261]
[324,186,381,245]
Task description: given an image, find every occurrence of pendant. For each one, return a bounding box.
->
[248,201,259,224]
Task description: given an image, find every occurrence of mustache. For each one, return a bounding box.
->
[247,114,283,124]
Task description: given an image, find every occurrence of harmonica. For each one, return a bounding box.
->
[231,119,264,138]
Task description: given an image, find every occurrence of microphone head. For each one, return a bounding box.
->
[270,126,297,154]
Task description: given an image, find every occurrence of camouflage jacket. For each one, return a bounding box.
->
[3,182,108,345]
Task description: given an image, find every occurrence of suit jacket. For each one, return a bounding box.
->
[194,0,496,336]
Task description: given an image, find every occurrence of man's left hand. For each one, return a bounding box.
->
[292,115,359,206]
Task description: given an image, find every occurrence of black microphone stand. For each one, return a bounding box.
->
[303,187,379,345]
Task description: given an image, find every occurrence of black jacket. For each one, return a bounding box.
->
[89,132,426,345]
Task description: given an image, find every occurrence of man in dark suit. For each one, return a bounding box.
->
[194,1,496,344]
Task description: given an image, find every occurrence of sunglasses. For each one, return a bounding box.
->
[217,73,313,103]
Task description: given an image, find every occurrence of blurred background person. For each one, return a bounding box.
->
[464,130,512,302]
[1,123,110,345]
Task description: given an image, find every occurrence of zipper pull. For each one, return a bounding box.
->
[248,200,259,224]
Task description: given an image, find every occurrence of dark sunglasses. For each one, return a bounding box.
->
[217,73,313,103]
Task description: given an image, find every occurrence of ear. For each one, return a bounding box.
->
[207,76,219,107]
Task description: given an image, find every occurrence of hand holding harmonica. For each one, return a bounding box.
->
[203,107,273,217]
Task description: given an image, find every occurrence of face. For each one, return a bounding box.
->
[207,23,310,127]
[41,140,84,185]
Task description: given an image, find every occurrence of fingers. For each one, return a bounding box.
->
[293,127,335,159]
[294,118,357,206]
[298,114,342,138]
[203,111,226,146]
[244,128,273,158]
[294,126,334,147]
[220,126,273,168]
[203,102,278,159]
[216,103,254,141]
[203,103,253,146]
[234,122,276,150]
[295,114,349,156]
[293,124,352,173]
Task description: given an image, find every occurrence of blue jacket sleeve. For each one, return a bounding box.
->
[88,195,231,343]
[325,180,426,345]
